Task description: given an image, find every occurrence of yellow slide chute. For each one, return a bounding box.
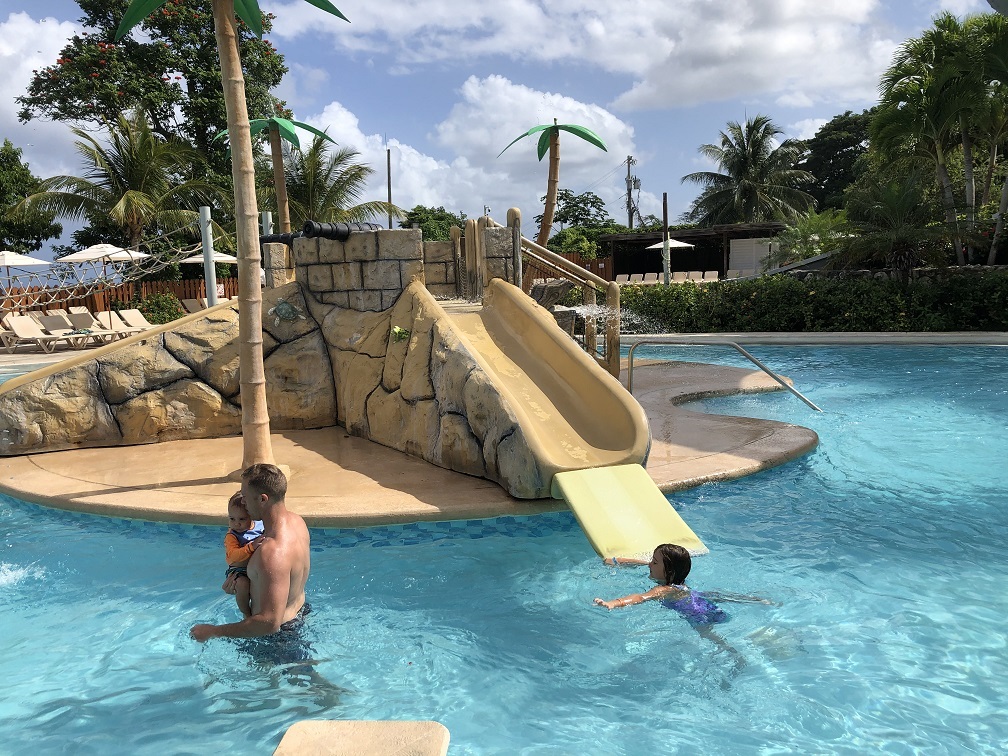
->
[552,464,707,558]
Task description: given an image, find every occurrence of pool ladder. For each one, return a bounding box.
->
[626,338,823,412]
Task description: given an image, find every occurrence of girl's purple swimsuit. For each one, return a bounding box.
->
[662,591,728,626]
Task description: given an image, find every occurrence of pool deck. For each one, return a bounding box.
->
[0,332,1003,526]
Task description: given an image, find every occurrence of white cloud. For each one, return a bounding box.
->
[789,117,829,140]
[268,0,896,113]
[0,13,81,178]
[303,75,637,225]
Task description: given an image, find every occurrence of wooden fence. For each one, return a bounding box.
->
[2,278,240,314]
[524,252,612,285]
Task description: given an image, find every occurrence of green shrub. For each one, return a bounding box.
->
[619,271,1008,333]
[128,292,186,324]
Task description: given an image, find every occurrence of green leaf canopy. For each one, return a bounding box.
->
[498,123,608,160]
[213,117,335,150]
[117,0,348,41]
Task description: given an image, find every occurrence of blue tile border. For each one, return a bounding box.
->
[0,493,578,549]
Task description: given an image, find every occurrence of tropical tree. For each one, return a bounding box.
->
[117,0,349,469]
[280,135,401,229]
[798,110,873,212]
[0,140,63,253]
[19,0,287,181]
[399,205,467,241]
[769,208,849,267]
[533,189,613,230]
[498,119,608,246]
[836,165,953,281]
[17,110,220,250]
[681,115,814,226]
[217,117,336,234]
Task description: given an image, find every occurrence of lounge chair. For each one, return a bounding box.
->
[117,308,156,330]
[66,312,118,344]
[181,298,205,314]
[671,271,688,284]
[642,272,659,285]
[36,314,94,349]
[739,269,755,278]
[200,297,209,309]
[96,311,144,338]
[615,274,630,284]
[702,271,720,282]
[726,269,741,279]
[687,271,703,281]
[628,273,644,284]
[4,314,81,353]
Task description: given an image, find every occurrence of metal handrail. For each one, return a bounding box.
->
[627,338,823,412]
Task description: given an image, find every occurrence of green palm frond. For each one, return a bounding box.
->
[116,0,348,41]
[498,122,608,160]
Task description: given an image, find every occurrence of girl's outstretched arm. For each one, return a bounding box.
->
[604,556,648,567]
[594,585,676,610]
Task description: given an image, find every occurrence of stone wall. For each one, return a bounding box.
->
[423,240,459,299]
[291,229,425,311]
[0,283,335,453]
[483,226,515,284]
[262,242,293,288]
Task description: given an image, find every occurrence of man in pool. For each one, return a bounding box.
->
[190,463,311,644]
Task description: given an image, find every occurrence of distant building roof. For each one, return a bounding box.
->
[598,222,786,245]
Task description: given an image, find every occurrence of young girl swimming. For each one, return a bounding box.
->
[594,543,769,625]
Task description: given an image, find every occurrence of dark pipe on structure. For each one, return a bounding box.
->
[302,221,383,240]
[259,232,301,246]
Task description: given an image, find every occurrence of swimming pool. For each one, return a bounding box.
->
[1,346,1006,754]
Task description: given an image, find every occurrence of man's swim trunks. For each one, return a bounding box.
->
[662,592,728,626]
[236,602,314,665]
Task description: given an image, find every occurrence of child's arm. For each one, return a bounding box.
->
[224,532,264,566]
[603,556,649,567]
[594,585,676,610]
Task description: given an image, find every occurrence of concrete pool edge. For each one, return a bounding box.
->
[0,358,819,525]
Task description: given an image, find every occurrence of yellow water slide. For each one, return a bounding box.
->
[445,280,706,557]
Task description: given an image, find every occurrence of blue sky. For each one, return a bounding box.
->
[0,0,991,255]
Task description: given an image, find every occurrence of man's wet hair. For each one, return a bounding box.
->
[242,463,288,503]
[657,543,691,585]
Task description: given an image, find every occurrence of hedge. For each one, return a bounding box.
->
[617,271,1008,333]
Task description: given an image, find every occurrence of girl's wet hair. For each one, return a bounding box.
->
[657,543,691,585]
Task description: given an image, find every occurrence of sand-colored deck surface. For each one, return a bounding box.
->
[0,354,820,525]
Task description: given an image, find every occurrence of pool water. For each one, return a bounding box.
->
[1,346,1007,754]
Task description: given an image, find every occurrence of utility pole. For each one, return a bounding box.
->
[625,156,635,228]
[386,143,393,230]
[620,157,637,230]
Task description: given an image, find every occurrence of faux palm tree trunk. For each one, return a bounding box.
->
[536,125,560,247]
[212,0,274,467]
[269,124,292,234]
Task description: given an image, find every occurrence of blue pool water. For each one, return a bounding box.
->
[1,346,1006,754]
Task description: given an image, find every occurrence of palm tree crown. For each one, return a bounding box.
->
[21,110,220,249]
[276,135,401,228]
[681,115,814,226]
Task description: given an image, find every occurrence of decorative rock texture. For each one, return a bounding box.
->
[0,266,549,497]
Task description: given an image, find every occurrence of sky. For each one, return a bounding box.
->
[0,0,993,257]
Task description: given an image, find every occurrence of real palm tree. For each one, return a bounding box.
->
[117,0,348,470]
[681,115,814,226]
[498,119,607,246]
[216,116,337,234]
[18,110,220,249]
[275,135,401,229]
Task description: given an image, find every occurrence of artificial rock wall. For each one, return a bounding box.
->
[0,229,549,498]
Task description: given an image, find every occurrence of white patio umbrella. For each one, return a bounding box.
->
[179,252,239,264]
[646,239,695,283]
[645,239,695,249]
[59,243,128,262]
[0,250,49,292]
